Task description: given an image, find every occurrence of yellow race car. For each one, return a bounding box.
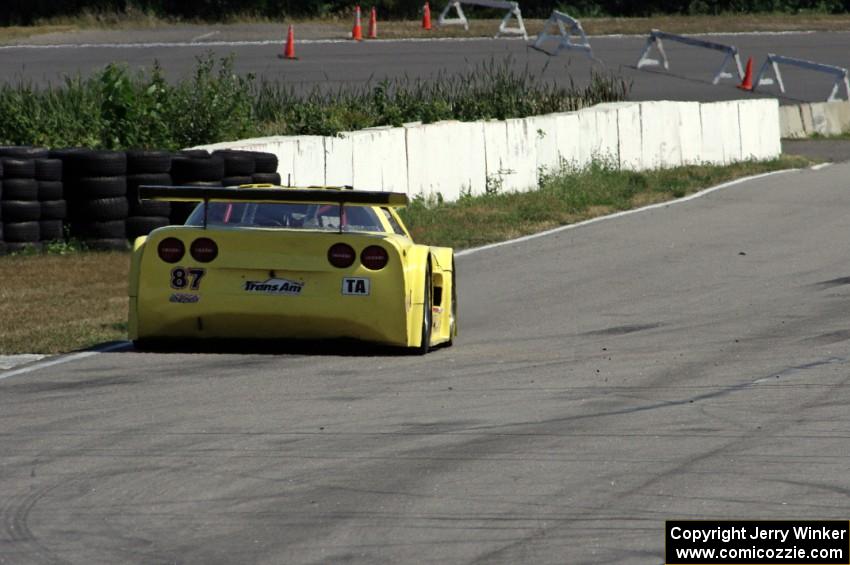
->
[128,184,456,354]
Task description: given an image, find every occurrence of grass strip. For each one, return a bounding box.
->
[0,155,811,354]
[0,252,129,355]
[398,155,812,249]
[4,13,850,43]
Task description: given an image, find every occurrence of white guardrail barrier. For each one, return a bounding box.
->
[636,29,743,85]
[530,10,593,59]
[437,0,527,40]
[754,53,850,102]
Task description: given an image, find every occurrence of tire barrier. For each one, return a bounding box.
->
[169,152,225,224]
[252,172,282,185]
[126,150,172,242]
[1,152,41,252]
[0,147,280,253]
[0,158,4,255]
[35,157,65,243]
[63,150,129,251]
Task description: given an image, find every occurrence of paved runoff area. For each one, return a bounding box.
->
[2,162,850,563]
[2,26,850,103]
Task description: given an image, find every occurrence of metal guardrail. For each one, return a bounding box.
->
[530,10,593,59]
[437,0,527,40]
[753,53,850,102]
[636,29,743,85]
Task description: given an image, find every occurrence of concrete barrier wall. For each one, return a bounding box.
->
[778,100,850,138]
[198,98,781,201]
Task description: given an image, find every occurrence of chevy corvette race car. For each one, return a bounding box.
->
[128,184,456,353]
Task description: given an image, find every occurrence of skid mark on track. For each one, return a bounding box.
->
[813,275,850,288]
[582,323,662,336]
[465,363,850,563]
[1,483,71,565]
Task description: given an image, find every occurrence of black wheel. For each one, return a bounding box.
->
[127,173,172,215]
[39,220,64,241]
[127,172,171,190]
[6,242,42,253]
[171,155,225,182]
[222,175,254,187]
[126,150,172,174]
[130,198,171,217]
[252,172,281,185]
[214,150,256,176]
[0,146,49,159]
[34,158,62,181]
[1,158,35,178]
[38,180,64,201]
[40,199,67,220]
[83,238,129,251]
[70,219,126,239]
[66,150,127,177]
[2,178,38,200]
[178,149,210,158]
[412,261,432,355]
[447,259,457,346]
[4,221,40,242]
[75,176,127,199]
[76,197,129,221]
[126,215,169,239]
[2,200,41,222]
[251,152,279,174]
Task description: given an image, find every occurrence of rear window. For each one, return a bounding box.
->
[186,202,387,233]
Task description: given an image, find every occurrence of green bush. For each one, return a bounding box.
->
[0,55,629,149]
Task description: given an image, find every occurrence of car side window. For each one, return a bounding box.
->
[381,207,406,235]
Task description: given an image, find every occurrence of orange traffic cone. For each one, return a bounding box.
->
[422,2,432,30]
[278,25,296,60]
[352,6,363,41]
[368,6,377,39]
[737,57,753,91]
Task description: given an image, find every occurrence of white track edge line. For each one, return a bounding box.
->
[0,341,131,381]
[456,166,805,257]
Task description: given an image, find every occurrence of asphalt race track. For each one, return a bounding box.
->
[2,162,850,563]
[2,28,850,102]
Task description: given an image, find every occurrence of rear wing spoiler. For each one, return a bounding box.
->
[139,185,409,207]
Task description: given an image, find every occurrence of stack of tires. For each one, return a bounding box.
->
[61,150,129,251]
[36,156,66,243]
[212,149,281,186]
[126,150,172,242]
[250,152,281,185]
[0,147,45,252]
[169,150,225,225]
[214,150,255,187]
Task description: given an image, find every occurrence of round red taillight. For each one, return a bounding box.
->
[328,243,356,268]
[190,237,218,263]
[361,245,389,270]
[158,237,185,263]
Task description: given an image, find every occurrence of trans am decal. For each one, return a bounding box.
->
[244,278,304,295]
[342,277,370,296]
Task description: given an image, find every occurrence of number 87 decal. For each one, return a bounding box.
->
[170,267,206,290]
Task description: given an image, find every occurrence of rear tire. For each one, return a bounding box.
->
[412,262,432,355]
[446,259,457,347]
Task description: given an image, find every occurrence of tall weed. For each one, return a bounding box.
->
[0,55,629,149]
